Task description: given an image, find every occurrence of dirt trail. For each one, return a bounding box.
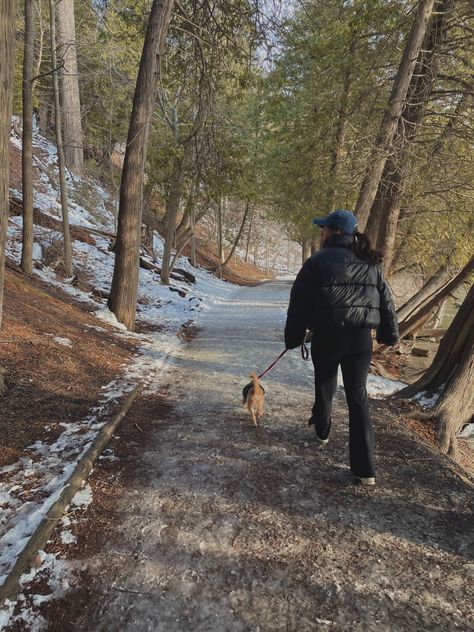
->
[43,282,474,631]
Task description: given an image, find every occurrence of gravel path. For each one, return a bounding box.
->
[64,282,474,631]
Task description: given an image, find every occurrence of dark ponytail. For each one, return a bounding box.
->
[351,231,383,265]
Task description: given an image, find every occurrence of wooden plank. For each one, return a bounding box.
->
[0,384,141,608]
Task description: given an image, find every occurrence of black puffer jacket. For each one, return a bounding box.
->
[284,234,399,349]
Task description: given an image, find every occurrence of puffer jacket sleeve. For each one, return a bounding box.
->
[375,267,399,345]
[285,259,316,349]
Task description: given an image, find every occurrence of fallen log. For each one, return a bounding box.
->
[417,328,446,339]
[139,257,194,285]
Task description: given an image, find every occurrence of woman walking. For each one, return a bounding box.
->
[285,210,399,486]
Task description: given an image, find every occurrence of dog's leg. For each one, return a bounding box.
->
[250,408,257,426]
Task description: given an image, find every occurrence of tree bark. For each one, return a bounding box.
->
[49,0,73,278]
[398,256,474,340]
[0,1,18,330]
[354,0,435,231]
[397,283,474,398]
[108,0,174,329]
[21,0,35,275]
[431,297,447,329]
[397,265,450,322]
[56,0,83,172]
[397,284,474,459]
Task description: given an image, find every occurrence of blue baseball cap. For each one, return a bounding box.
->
[312,210,358,235]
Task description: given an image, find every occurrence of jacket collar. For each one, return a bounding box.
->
[322,233,354,249]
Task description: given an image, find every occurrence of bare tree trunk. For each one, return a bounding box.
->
[434,322,474,458]
[219,201,251,269]
[397,284,474,459]
[21,0,35,275]
[0,1,18,330]
[160,150,187,285]
[244,205,255,262]
[56,0,83,172]
[398,257,474,339]
[397,265,450,322]
[302,239,311,264]
[169,226,193,274]
[108,0,174,329]
[431,298,447,329]
[216,197,224,264]
[50,0,73,277]
[190,206,196,267]
[354,0,435,231]
[161,76,208,285]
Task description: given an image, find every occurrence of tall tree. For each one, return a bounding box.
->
[354,0,436,231]
[21,0,35,275]
[56,0,83,172]
[0,1,18,330]
[365,0,454,273]
[108,0,174,330]
[49,0,73,278]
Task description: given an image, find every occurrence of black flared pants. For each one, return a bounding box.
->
[309,328,375,478]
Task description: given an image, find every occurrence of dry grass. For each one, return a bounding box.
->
[0,269,137,467]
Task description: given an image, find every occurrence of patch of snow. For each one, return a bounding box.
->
[366,374,406,398]
[413,387,443,409]
[59,530,77,545]
[32,243,42,260]
[95,307,128,331]
[51,336,72,348]
[0,600,15,629]
[70,485,93,508]
[460,423,474,438]
[0,550,76,630]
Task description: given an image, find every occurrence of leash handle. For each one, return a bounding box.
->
[257,343,309,380]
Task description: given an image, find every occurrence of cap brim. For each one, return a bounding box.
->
[312,218,328,227]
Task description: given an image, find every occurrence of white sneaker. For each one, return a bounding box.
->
[357,476,376,486]
[315,432,329,445]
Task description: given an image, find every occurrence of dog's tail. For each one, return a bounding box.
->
[249,372,259,384]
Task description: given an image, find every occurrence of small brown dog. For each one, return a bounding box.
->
[242,373,265,426]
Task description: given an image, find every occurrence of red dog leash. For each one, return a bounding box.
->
[257,343,309,379]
